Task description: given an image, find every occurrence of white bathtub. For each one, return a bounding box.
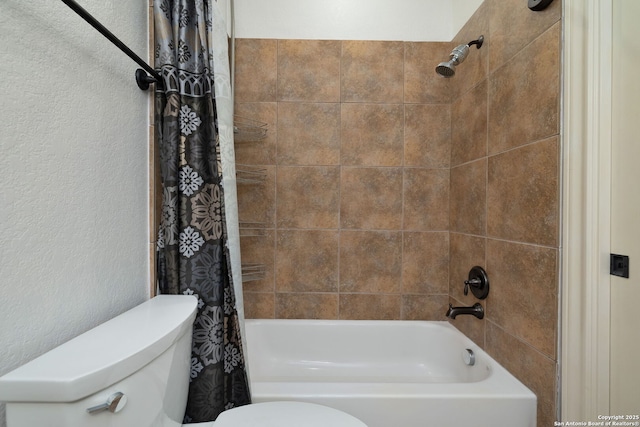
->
[245,319,536,427]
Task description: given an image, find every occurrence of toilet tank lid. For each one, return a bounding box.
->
[0,295,198,403]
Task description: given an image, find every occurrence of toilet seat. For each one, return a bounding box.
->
[213,401,367,427]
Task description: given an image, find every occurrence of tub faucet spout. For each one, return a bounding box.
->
[446,303,484,319]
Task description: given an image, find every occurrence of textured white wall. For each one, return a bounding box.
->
[451,0,485,36]
[0,1,150,425]
[234,0,483,41]
[234,0,452,41]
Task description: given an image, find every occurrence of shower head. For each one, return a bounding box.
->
[435,44,469,77]
[435,35,484,78]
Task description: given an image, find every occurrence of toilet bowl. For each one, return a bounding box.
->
[198,401,366,427]
[0,296,367,427]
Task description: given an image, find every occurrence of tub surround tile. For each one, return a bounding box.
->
[339,294,401,320]
[403,168,450,231]
[243,292,275,318]
[486,321,557,427]
[275,230,339,293]
[236,165,276,227]
[276,293,339,319]
[488,0,562,73]
[449,159,487,236]
[449,233,486,302]
[451,80,488,167]
[276,166,340,229]
[404,104,451,168]
[340,167,403,230]
[486,239,558,358]
[402,295,449,320]
[341,103,404,167]
[402,232,449,295]
[488,23,560,155]
[448,296,485,348]
[234,102,277,165]
[234,39,277,102]
[449,1,490,96]
[404,42,454,104]
[233,27,562,425]
[487,137,559,247]
[239,230,275,293]
[341,41,404,103]
[277,40,341,102]
[277,102,341,165]
[340,231,402,294]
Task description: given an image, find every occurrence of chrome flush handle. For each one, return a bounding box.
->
[86,391,127,414]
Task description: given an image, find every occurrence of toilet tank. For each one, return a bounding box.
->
[0,295,198,427]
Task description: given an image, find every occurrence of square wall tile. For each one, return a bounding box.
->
[488,0,561,73]
[243,292,275,319]
[451,80,487,167]
[403,168,450,231]
[449,1,489,96]
[404,42,454,104]
[278,40,341,102]
[404,104,451,168]
[276,166,340,229]
[339,294,401,320]
[236,165,275,226]
[450,159,487,235]
[277,102,341,165]
[234,39,277,102]
[341,103,404,166]
[275,230,339,293]
[402,232,449,295]
[276,293,339,319]
[449,233,486,302]
[487,137,559,247]
[340,231,402,293]
[488,23,560,154]
[340,167,403,230]
[341,41,404,103]
[486,239,558,358]
[486,321,557,427]
[234,102,277,165]
[239,230,275,293]
[402,295,449,320]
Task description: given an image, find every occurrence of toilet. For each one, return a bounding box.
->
[0,295,366,427]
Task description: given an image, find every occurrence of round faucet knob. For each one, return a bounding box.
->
[464,266,490,300]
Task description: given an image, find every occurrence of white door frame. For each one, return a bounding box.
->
[561,0,612,420]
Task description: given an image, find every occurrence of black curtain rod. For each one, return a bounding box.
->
[60,0,162,90]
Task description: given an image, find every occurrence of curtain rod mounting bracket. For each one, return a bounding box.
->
[135,69,158,91]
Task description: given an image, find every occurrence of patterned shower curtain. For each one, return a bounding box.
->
[153,0,251,422]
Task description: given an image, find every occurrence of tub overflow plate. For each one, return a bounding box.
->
[463,349,476,366]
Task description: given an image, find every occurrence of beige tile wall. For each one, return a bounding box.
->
[235,37,452,322]
[234,0,561,425]
[448,1,561,426]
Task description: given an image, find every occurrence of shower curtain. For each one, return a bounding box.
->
[154,0,251,422]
